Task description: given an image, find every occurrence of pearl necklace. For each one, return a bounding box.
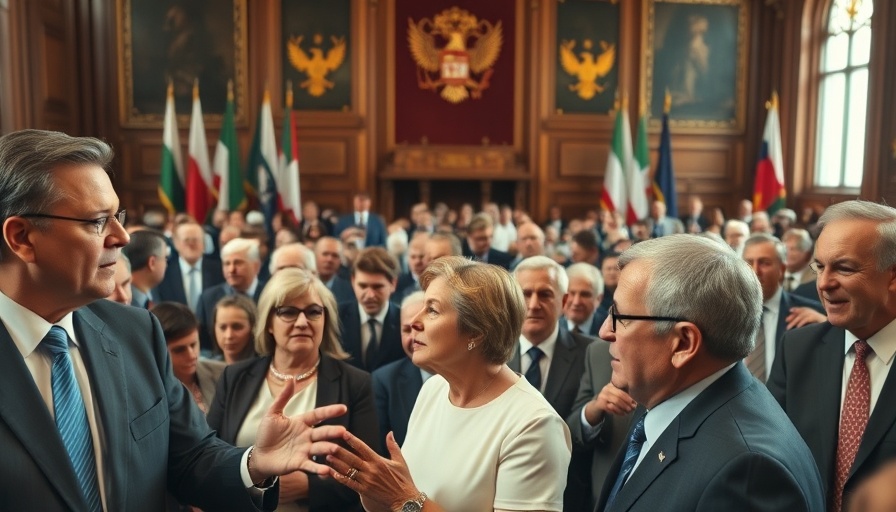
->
[269,359,320,381]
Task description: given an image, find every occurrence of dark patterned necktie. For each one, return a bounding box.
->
[605,415,647,510]
[525,346,544,390]
[833,340,872,512]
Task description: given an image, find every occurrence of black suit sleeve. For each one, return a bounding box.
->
[694,452,819,511]
[371,368,392,456]
[307,366,379,512]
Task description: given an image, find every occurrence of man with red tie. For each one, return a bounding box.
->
[769,200,896,512]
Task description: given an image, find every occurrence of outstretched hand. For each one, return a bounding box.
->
[251,380,348,480]
[328,431,420,512]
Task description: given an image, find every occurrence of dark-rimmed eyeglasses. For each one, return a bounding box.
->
[20,210,126,237]
[274,305,325,322]
[608,304,687,333]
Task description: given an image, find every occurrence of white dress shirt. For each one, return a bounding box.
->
[519,325,560,393]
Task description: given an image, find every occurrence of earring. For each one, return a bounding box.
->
[467,341,475,351]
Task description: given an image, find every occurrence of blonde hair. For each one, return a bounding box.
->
[254,268,348,359]
[420,256,525,364]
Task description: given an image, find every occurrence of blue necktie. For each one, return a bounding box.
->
[43,326,102,512]
[525,346,544,390]
[605,415,646,511]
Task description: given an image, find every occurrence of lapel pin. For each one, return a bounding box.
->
[658,452,666,462]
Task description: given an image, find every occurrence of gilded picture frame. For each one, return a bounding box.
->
[642,0,749,133]
[117,0,248,127]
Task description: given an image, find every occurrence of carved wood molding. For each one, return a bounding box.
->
[382,145,528,179]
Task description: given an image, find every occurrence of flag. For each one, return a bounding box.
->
[159,81,184,216]
[601,101,632,217]
[753,92,786,215]
[277,82,302,226]
[214,80,245,212]
[628,108,651,224]
[245,89,279,239]
[186,80,214,223]
[652,91,678,217]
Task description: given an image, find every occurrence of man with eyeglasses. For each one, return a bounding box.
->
[594,235,823,512]
[769,200,896,512]
[0,129,350,511]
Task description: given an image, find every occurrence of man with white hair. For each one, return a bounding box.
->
[510,256,593,509]
[155,221,224,311]
[510,222,546,270]
[268,242,317,275]
[782,228,818,300]
[562,263,609,337]
[723,219,750,255]
[195,238,265,352]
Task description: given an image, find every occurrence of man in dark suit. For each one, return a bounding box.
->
[195,237,266,353]
[508,256,593,510]
[155,221,224,311]
[646,200,684,238]
[741,233,826,382]
[0,129,348,511]
[562,262,610,337]
[122,229,168,308]
[566,340,635,511]
[315,237,355,304]
[338,247,404,371]
[394,232,427,301]
[769,200,896,512]
[680,196,709,234]
[595,235,823,512]
[783,228,821,301]
[371,291,432,453]
[461,212,513,269]
[334,193,387,248]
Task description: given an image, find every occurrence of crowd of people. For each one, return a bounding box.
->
[1,127,895,512]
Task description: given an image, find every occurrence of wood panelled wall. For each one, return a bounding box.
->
[1,0,895,223]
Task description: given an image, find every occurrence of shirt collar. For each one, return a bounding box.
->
[566,314,594,334]
[845,317,896,366]
[178,256,202,274]
[359,302,390,325]
[519,323,560,360]
[764,286,783,317]
[0,289,78,359]
[643,363,736,448]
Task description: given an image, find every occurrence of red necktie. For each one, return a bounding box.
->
[833,340,872,512]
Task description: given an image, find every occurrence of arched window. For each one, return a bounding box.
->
[815,0,873,188]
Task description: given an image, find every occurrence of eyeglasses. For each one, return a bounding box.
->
[608,304,687,333]
[20,209,126,236]
[274,305,325,322]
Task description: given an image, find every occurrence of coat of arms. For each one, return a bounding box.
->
[407,7,503,104]
[286,34,347,97]
[559,39,616,100]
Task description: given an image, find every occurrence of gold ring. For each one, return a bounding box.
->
[347,467,359,480]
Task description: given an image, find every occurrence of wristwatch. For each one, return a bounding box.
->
[399,492,427,512]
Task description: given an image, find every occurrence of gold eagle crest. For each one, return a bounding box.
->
[287,34,346,97]
[407,7,502,104]
[559,39,615,100]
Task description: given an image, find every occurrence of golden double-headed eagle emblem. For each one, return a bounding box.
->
[407,7,503,104]
[560,39,616,100]
[287,34,347,97]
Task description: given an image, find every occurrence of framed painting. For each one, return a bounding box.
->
[281,0,352,111]
[555,0,620,115]
[642,0,749,132]
[117,0,248,127]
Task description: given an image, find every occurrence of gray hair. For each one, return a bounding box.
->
[743,233,786,264]
[0,129,114,260]
[118,251,132,273]
[401,290,425,309]
[513,255,569,293]
[565,262,604,296]
[619,234,761,361]
[818,200,896,271]
[782,228,813,253]
[723,219,749,237]
[269,242,317,275]
[221,237,260,262]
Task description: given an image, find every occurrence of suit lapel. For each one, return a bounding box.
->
[339,306,362,366]
[397,360,423,417]
[508,344,521,373]
[73,308,129,512]
[544,331,575,405]
[776,293,791,352]
[851,346,896,482]
[315,356,342,421]
[813,326,845,481]
[374,304,401,368]
[0,319,90,511]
